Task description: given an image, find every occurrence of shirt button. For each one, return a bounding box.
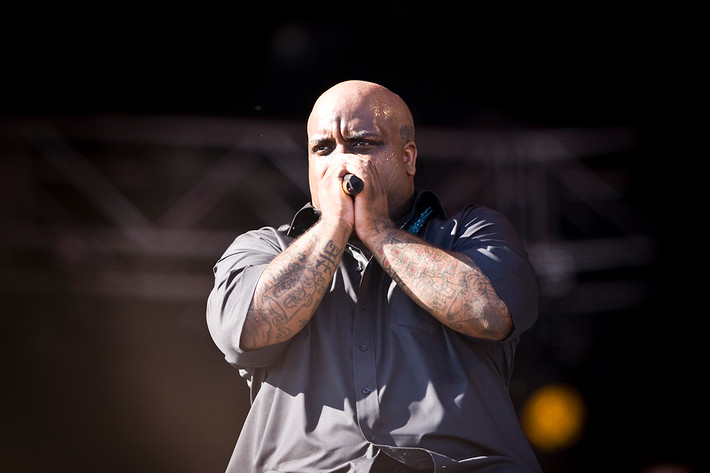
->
[362,387,371,394]
[359,344,368,351]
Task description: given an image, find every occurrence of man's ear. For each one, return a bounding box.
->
[403,142,417,176]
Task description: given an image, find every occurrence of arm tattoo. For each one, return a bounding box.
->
[374,231,511,339]
[241,238,343,350]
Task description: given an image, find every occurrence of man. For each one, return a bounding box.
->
[207,80,542,472]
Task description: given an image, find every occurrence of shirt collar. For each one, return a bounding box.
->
[284,202,321,238]
[283,190,447,239]
[395,190,447,232]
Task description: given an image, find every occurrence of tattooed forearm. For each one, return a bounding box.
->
[373,230,512,340]
[314,240,340,272]
[240,235,345,351]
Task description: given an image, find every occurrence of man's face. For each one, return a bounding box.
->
[306,86,416,214]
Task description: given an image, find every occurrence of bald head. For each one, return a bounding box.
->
[308,80,415,144]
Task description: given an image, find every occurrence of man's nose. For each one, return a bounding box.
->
[334,143,353,155]
[331,147,359,161]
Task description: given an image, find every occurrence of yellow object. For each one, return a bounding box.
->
[520,383,587,452]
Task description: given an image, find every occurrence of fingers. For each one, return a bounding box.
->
[316,160,355,224]
[317,156,389,236]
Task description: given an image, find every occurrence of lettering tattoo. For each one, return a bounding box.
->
[314,240,340,272]
[241,237,344,350]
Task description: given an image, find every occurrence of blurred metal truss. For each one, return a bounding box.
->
[0,115,657,315]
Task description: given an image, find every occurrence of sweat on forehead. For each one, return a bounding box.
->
[308,80,415,141]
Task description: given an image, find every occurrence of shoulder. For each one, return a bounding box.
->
[213,226,292,273]
[224,226,287,253]
[455,204,516,230]
[428,204,526,251]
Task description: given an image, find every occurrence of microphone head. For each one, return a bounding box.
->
[342,174,364,195]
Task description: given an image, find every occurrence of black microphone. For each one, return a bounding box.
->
[342,174,364,195]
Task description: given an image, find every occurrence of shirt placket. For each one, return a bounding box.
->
[352,257,381,444]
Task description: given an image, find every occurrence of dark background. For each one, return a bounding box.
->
[1,6,699,473]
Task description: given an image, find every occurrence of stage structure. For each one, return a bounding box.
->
[1,115,656,314]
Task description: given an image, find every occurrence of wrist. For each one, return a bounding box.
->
[358,216,396,249]
[317,213,354,240]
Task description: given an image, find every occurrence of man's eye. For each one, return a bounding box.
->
[353,140,373,148]
[313,144,332,155]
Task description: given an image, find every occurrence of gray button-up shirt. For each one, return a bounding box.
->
[207,191,542,473]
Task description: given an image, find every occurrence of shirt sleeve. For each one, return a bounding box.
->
[439,205,539,341]
[206,227,291,368]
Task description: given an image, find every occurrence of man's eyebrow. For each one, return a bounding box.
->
[345,131,379,141]
[308,130,379,145]
[308,136,331,145]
